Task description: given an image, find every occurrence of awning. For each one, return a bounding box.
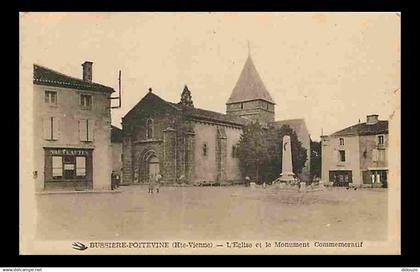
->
[367,167,388,171]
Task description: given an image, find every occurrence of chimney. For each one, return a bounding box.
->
[82,61,93,83]
[366,114,379,125]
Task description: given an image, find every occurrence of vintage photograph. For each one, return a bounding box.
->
[19,12,401,255]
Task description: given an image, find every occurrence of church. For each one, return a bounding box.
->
[121,54,311,185]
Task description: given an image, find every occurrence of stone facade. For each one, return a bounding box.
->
[122,88,244,185]
[226,100,275,124]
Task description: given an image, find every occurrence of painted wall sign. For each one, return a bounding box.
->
[48,148,89,156]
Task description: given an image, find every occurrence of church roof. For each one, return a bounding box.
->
[123,89,249,127]
[170,102,250,126]
[226,55,275,105]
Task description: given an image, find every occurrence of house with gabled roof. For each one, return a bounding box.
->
[321,114,389,187]
[33,62,115,191]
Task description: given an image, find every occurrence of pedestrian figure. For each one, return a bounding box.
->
[245,176,250,186]
[155,173,162,193]
[111,172,116,190]
[263,182,266,189]
[148,174,155,194]
[115,173,120,189]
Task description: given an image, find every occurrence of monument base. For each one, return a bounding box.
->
[272,172,296,185]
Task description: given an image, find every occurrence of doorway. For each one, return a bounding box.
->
[148,155,160,183]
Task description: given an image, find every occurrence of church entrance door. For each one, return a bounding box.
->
[148,156,160,183]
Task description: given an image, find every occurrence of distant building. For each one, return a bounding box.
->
[122,54,311,184]
[321,114,389,187]
[33,62,115,191]
[111,125,123,180]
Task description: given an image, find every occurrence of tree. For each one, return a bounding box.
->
[310,140,321,181]
[237,121,270,184]
[264,125,308,183]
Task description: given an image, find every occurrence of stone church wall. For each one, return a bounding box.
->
[192,121,218,183]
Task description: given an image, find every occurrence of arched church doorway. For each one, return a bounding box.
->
[147,155,160,183]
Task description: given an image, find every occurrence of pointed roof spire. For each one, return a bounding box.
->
[179,84,194,107]
[226,54,275,104]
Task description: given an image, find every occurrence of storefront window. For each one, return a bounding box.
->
[76,156,86,177]
[52,156,63,178]
[46,148,92,182]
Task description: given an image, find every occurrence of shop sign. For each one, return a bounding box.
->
[48,148,89,156]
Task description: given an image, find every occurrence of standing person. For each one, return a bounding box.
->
[111,172,115,190]
[245,176,250,186]
[148,174,155,194]
[155,173,162,193]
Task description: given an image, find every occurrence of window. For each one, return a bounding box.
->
[79,119,94,142]
[52,156,63,179]
[339,150,346,162]
[43,117,59,140]
[63,156,76,179]
[378,135,384,145]
[76,156,86,177]
[202,143,208,157]
[339,138,344,146]
[45,91,57,104]
[146,119,154,139]
[240,103,244,109]
[80,94,92,109]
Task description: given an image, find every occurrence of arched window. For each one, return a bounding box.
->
[202,143,208,157]
[146,119,154,139]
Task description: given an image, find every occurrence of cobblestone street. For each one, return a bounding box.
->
[36,185,388,241]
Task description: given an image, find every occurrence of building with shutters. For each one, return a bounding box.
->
[321,114,389,187]
[33,62,115,191]
[122,54,312,185]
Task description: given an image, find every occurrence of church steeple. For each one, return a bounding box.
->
[226,54,275,124]
[179,85,194,107]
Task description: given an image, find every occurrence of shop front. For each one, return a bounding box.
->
[44,147,93,190]
[363,167,388,188]
[329,170,353,187]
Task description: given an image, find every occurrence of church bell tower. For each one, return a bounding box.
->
[226,54,275,124]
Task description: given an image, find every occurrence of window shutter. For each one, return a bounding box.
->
[79,119,87,141]
[43,117,52,140]
[52,156,63,177]
[76,156,86,176]
[372,149,378,162]
[52,117,59,140]
[88,119,95,141]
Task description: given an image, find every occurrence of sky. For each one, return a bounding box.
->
[20,12,400,140]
